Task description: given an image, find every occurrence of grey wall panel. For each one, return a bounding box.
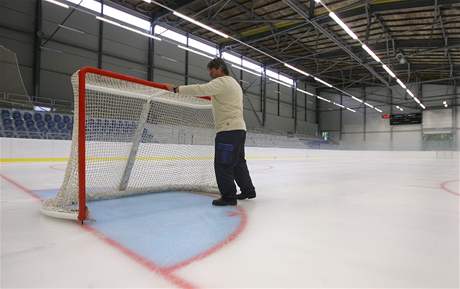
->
[102,55,147,79]
[0,0,35,32]
[279,102,291,118]
[40,69,73,103]
[423,84,450,98]
[187,77,206,85]
[244,110,262,130]
[188,54,210,81]
[365,132,391,150]
[265,82,278,115]
[342,107,363,133]
[297,121,317,136]
[19,66,34,97]
[0,0,318,136]
[40,42,97,102]
[307,94,316,123]
[265,98,278,116]
[265,115,294,133]
[366,101,387,132]
[319,110,340,131]
[153,68,184,84]
[0,27,34,66]
[392,123,422,132]
[423,109,453,130]
[393,130,422,150]
[41,41,98,73]
[103,26,148,64]
[154,41,184,75]
[0,27,34,94]
[245,92,260,112]
[42,6,99,51]
[341,133,363,149]
[279,85,292,102]
[242,73,260,95]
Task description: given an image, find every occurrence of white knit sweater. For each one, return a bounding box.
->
[178,76,246,133]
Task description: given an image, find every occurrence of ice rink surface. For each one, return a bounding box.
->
[1,150,459,288]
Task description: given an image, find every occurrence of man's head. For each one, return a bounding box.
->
[207,58,229,79]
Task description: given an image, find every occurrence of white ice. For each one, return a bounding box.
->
[1,149,459,288]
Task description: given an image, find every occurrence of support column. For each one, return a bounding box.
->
[304,82,307,122]
[389,87,394,150]
[277,83,280,116]
[97,1,104,69]
[147,29,154,81]
[363,86,367,143]
[33,0,42,101]
[453,80,458,149]
[419,82,424,150]
[239,56,243,86]
[261,66,266,126]
[315,87,320,137]
[339,93,343,141]
[184,33,189,85]
[293,80,297,133]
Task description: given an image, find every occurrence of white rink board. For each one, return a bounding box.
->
[1,138,458,161]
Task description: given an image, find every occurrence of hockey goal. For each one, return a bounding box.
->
[42,67,218,222]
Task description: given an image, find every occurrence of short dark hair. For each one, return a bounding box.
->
[207,58,229,75]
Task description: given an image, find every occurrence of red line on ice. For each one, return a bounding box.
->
[441,180,459,196]
[163,208,248,273]
[0,173,248,289]
[0,173,41,201]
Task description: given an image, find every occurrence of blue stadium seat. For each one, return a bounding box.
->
[15,119,28,138]
[57,122,66,129]
[34,112,43,122]
[44,113,52,122]
[1,109,10,119]
[2,118,13,128]
[66,122,73,130]
[26,120,35,128]
[47,121,56,129]
[36,120,46,131]
[14,119,25,128]
[26,121,40,138]
[63,115,71,123]
[23,112,33,121]
[12,111,22,120]
[54,114,62,123]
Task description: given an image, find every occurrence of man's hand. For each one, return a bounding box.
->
[164,83,176,92]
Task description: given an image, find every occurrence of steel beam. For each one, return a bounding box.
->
[33,0,42,101]
[97,1,104,69]
[283,0,390,86]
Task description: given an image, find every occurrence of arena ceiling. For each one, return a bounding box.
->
[110,0,460,88]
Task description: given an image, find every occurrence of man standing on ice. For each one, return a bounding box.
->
[165,58,256,206]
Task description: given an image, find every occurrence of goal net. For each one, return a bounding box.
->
[42,67,218,221]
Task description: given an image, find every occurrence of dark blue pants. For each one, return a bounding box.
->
[214,130,255,200]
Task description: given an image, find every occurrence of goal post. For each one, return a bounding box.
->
[42,67,218,222]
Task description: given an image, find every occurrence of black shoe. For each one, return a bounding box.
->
[212,198,237,206]
[236,191,256,200]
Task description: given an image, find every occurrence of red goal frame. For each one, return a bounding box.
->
[76,67,210,222]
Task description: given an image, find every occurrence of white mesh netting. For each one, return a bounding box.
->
[42,70,218,219]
